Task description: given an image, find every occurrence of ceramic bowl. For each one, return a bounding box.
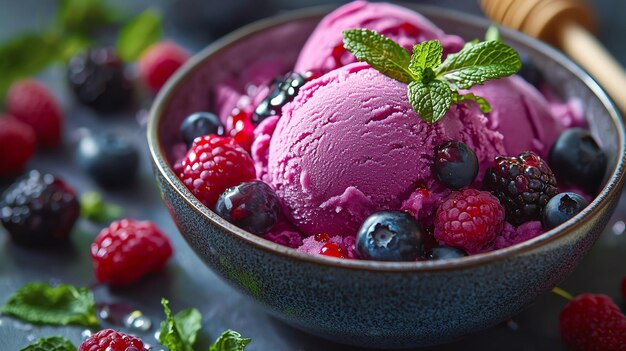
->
[147,5,626,348]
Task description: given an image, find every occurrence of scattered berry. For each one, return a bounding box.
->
[429,245,467,260]
[6,79,62,147]
[214,180,280,235]
[549,128,606,194]
[433,141,478,189]
[67,47,133,112]
[226,109,254,151]
[78,329,148,351]
[484,151,558,225]
[91,219,173,285]
[0,170,79,245]
[252,71,309,124]
[559,293,626,351]
[517,55,544,87]
[320,242,346,258]
[0,116,36,177]
[138,41,190,93]
[356,210,423,261]
[434,189,504,254]
[180,112,225,148]
[542,192,589,230]
[179,135,255,208]
[76,132,139,188]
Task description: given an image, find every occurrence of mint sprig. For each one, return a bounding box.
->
[20,336,76,351]
[80,191,123,223]
[2,283,99,327]
[209,330,252,351]
[158,298,202,351]
[342,29,521,123]
[116,9,163,62]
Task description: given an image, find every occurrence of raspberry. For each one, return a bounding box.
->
[67,47,133,112]
[179,135,256,208]
[0,171,79,246]
[91,219,173,285]
[434,189,504,254]
[559,294,626,350]
[0,116,35,177]
[6,79,63,147]
[138,41,190,93]
[226,109,254,152]
[79,329,148,351]
[483,151,558,225]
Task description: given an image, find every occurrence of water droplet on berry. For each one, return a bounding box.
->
[125,310,152,332]
[612,220,625,236]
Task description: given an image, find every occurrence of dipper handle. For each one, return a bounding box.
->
[480,0,626,114]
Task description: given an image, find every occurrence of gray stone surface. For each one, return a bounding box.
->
[0,1,625,350]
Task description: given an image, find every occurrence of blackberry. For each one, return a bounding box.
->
[67,47,133,113]
[0,170,79,245]
[252,71,310,124]
[484,151,558,225]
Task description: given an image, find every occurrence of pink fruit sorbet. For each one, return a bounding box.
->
[266,62,505,237]
[470,75,580,158]
[294,0,464,74]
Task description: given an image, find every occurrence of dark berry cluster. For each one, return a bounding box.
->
[252,72,310,124]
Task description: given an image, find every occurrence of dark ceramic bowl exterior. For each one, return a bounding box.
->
[148,5,626,349]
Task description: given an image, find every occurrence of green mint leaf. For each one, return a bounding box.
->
[342,29,415,83]
[435,40,521,90]
[0,34,64,98]
[158,298,201,351]
[452,92,492,113]
[2,283,99,327]
[56,0,121,36]
[80,192,123,223]
[408,80,452,124]
[209,330,252,351]
[485,24,502,42]
[117,9,163,62]
[408,40,443,76]
[20,336,76,351]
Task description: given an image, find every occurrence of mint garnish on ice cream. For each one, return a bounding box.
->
[342,28,521,123]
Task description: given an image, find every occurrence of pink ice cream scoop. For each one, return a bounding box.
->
[266,62,505,237]
[469,75,582,158]
[294,0,464,75]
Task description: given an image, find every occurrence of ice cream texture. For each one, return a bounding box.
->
[266,62,505,237]
[294,1,464,75]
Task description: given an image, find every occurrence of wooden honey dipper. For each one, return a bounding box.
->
[480,0,626,114]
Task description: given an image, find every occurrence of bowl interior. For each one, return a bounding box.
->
[149,5,626,271]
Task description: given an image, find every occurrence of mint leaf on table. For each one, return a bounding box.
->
[342,29,415,84]
[80,191,123,223]
[20,336,76,351]
[117,9,163,62]
[209,330,252,351]
[158,298,202,351]
[435,40,521,90]
[56,0,121,36]
[2,283,99,327]
[342,29,521,124]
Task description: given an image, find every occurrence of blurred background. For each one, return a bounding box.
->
[1,0,624,64]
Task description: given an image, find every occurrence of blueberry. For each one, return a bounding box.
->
[542,192,589,230]
[76,132,139,188]
[67,47,134,113]
[548,128,606,194]
[252,71,308,124]
[180,112,224,147]
[356,211,423,261]
[429,246,466,260]
[518,54,544,87]
[214,181,280,235]
[433,141,478,189]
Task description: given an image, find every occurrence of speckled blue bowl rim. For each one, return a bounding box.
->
[147,4,626,272]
